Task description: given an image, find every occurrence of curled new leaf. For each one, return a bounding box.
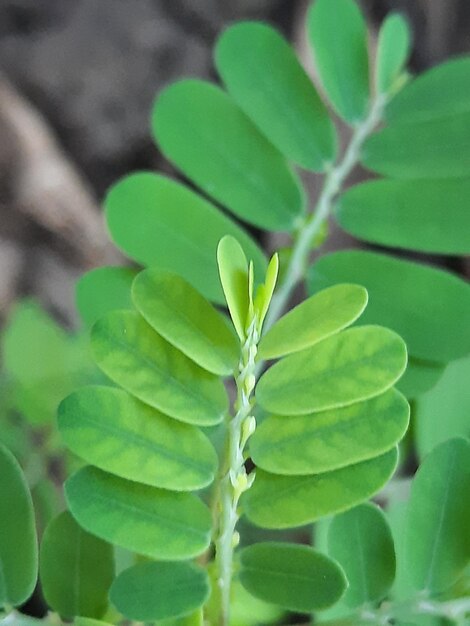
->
[375,13,411,95]
[217,236,249,341]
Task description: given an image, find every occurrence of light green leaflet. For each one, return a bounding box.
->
[396,357,445,400]
[0,443,38,608]
[375,13,411,95]
[39,511,114,619]
[217,236,249,341]
[66,467,212,560]
[58,386,218,491]
[404,438,470,594]
[132,268,238,376]
[91,310,228,426]
[239,543,346,612]
[256,326,407,415]
[110,562,210,621]
[230,581,283,626]
[309,250,470,362]
[336,178,470,256]
[77,267,137,328]
[386,57,470,124]
[328,503,396,608]
[250,389,409,475]
[105,173,267,304]
[243,447,398,529]
[415,356,470,459]
[253,253,279,332]
[259,284,368,359]
[215,21,336,171]
[152,80,304,231]
[308,0,369,124]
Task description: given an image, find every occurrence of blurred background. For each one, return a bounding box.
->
[0,0,469,326]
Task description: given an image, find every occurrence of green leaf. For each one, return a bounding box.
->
[243,447,398,529]
[105,173,267,304]
[152,80,304,231]
[110,562,210,621]
[415,356,470,459]
[362,111,470,179]
[132,268,238,376]
[250,389,409,475]
[66,466,212,560]
[259,284,368,360]
[404,438,470,594]
[91,310,228,426]
[0,443,38,607]
[309,249,470,362]
[215,21,336,171]
[253,253,279,331]
[256,326,407,415]
[230,581,283,626]
[39,511,114,619]
[386,57,470,124]
[336,177,470,255]
[308,0,369,123]
[58,386,218,491]
[328,503,396,608]
[76,267,137,328]
[217,236,249,341]
[239,542,346,612]
[396,357,445,400]
[375,13,411,95]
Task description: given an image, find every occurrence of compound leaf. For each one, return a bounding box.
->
[66,467,212,561]
[256,326,407,415]
[58,386,218,492]
[217,236,249,341]
[110,561,210,622]
[39,511,114,619]
[152,80,304,231]
[239,542,346,612]
[216,21,336,170]
[91,310,228,426]
[375,13,411,95]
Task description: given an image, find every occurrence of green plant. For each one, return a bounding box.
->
[1,0,470,625]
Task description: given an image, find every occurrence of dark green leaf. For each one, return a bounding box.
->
[243,447,398,528]
[58,386,218,491]
[308,0,369,123]
[250,389,409,475]
[66,466,212,560]
[91,310,228,426]
[239,542,346,612]
[105,173,266,304]
[256,326,407,415]
[110,561,210,621]
[217,236,249,341]
[152,80,304,230]
[39,512,114,619]
[375,13,411,95]
[309,250,470,362]
[396,357,445,400]
[216,21,336,170]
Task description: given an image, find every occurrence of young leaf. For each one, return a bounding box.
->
[39,511,114,619]
[253,253,279,332]
[396,357,445,400]
[327,503,396,608]
[243,447,398,529]
[239,543,346,612]
[0,443,38,608]
[132,269,238,376]
[309,250,470,362]
[404,438,470,594]
[375,13,411,95]
[215,22,336,170]
[256,326,407,415]
[76,267,137,328]
[250,389,409,475]
[152,80,304,230]
[105,173,267,304]
[58,386,218,491]
[217,236,249,341]
[308,0,370,123]
[66,466,212,560]
[259,284,368,360]
[110,561,210,621]
[91,310,228,426]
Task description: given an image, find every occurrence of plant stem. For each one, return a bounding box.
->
[263,95,386,334]
[214,317,260,626]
